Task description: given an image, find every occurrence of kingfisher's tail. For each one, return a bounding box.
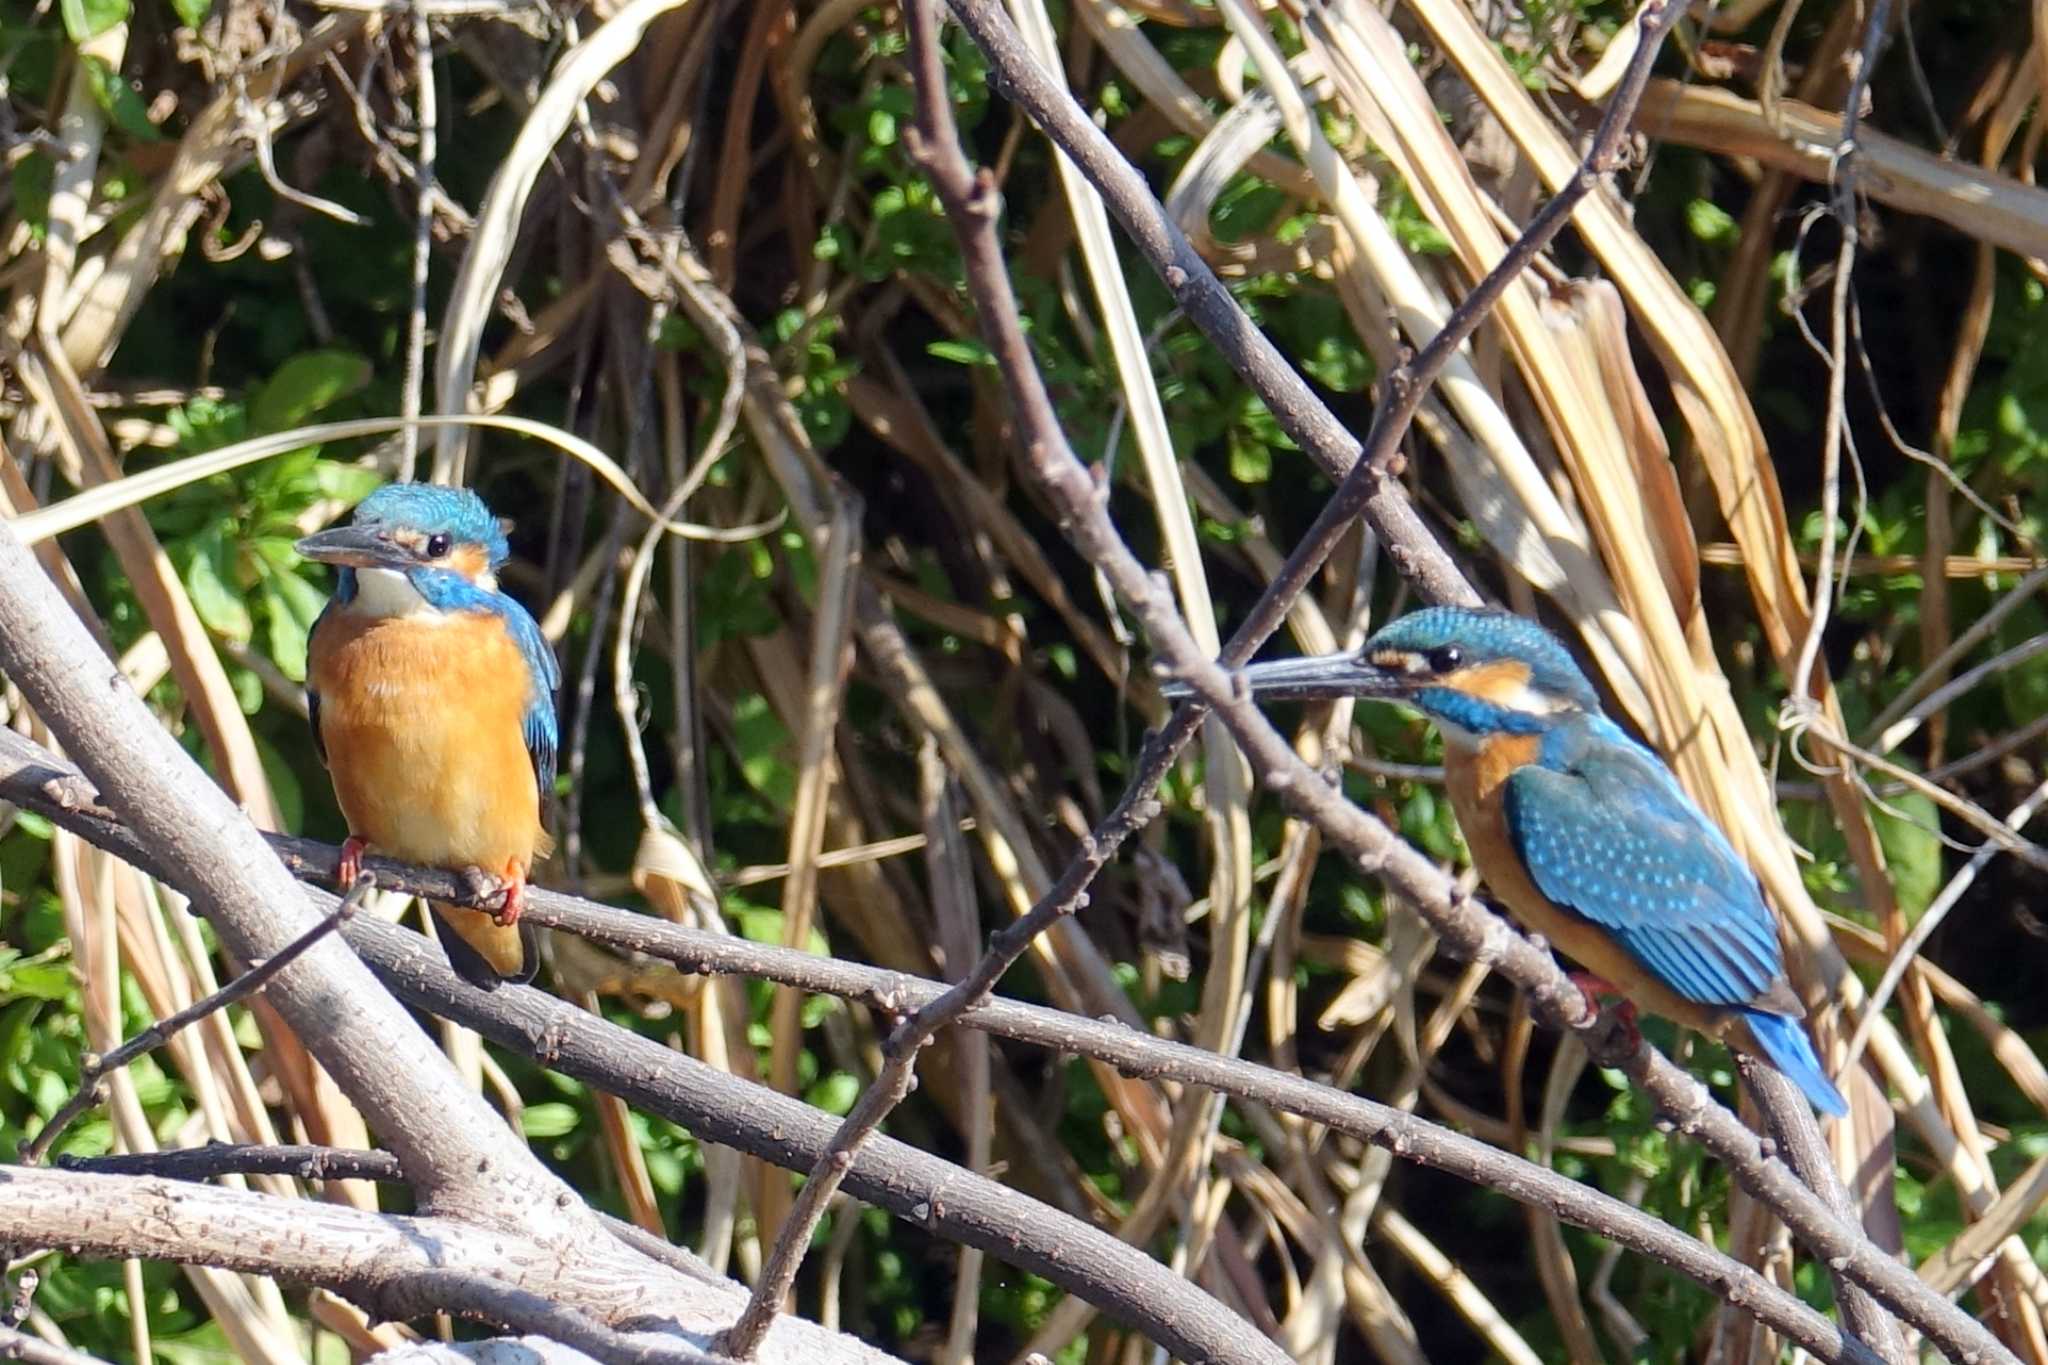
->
[430,901,538,989]
[1741,1009,1848,1117]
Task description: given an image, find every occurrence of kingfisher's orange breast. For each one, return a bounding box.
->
[1444,733,1726,1037]
[309,608,546,876]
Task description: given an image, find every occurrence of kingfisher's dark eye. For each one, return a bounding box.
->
[425,533,453,559]
[1426,645,1463,672]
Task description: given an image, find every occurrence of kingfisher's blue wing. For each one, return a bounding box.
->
[496,597,560,794]
[1502,714,1792,1011]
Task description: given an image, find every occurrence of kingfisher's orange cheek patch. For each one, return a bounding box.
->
[1444,659,1535,703]
[452,545,492,580]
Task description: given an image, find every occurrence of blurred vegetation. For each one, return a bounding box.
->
[1,0,2045,1360]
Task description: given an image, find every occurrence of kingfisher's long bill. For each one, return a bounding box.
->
[1178,607,1848,1118]
[298,483,561,989]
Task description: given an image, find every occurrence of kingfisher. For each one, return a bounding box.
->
[296,482,560,988]
[1175,606,1846,1117]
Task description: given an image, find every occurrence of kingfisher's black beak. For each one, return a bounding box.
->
[293,525,410,571]
[1159,650,1417,704]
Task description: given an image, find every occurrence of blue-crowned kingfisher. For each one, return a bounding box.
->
[297,482,560,988]
[1187,606,1846,1117]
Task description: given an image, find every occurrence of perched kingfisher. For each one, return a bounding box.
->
[297,482,560,988]
[1178,606,1846,1117]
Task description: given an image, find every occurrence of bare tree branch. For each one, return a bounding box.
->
[936,0,1475,607]
[1745,1062,1906,1363]
[0,730,1883,1365]
[23,877,369,1165]
[0,1166,848,1365]
[63,1144,737,1292]
[62,1145,406,1186]
[0,724,1289,1365]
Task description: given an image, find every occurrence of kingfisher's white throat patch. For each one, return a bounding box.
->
[350,567,445,620]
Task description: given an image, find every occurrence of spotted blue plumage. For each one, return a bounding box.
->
[1500,713,1846,1117]
[306,483,559,791]
[1504,714,1786,1009]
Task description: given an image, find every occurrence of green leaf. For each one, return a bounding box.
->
[165,0,210,28]
[59,0,127,41]
[1227,429,1270,485]
[731,693,794,807]
[261,583,310,683]
[730,904,829,955]
[312,460,383,505]
[271,566,331,628]
[183,529,252,641]
[927,338,992,367]
[250,351,372,434]
[1872,791,1942,920]
[151,1322,238,1365]
[520,1102,581,1139]
[76,55,158,140]
[0,945,72,1001]
[806,1071,860,1116]
[228,664,262,713]
[0,1000,45,1070]
[1686,198,1739,246]
[11,154,53,236]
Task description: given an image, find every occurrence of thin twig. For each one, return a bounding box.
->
[1743,1061,1906,1364]
[1750,52,1914,1311]
[1861,564,2048,747]
[941,0,1472,607]
[1868,630,2048,758]
[22,875,372,1164]
[1839,775,2048,1081]
[605,215,746,829]
[1805,726,2048,873]
[62,1143,407,1184]
[1785,0,1889,706]
[398,5,437,482]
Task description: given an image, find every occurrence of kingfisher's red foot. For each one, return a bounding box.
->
[1568,971,1620,1010]
[1567,972,1641,1047]
[337,836,369,889]
[492,860,526,928]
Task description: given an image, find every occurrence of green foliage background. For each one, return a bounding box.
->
[1,0,2045,1360]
